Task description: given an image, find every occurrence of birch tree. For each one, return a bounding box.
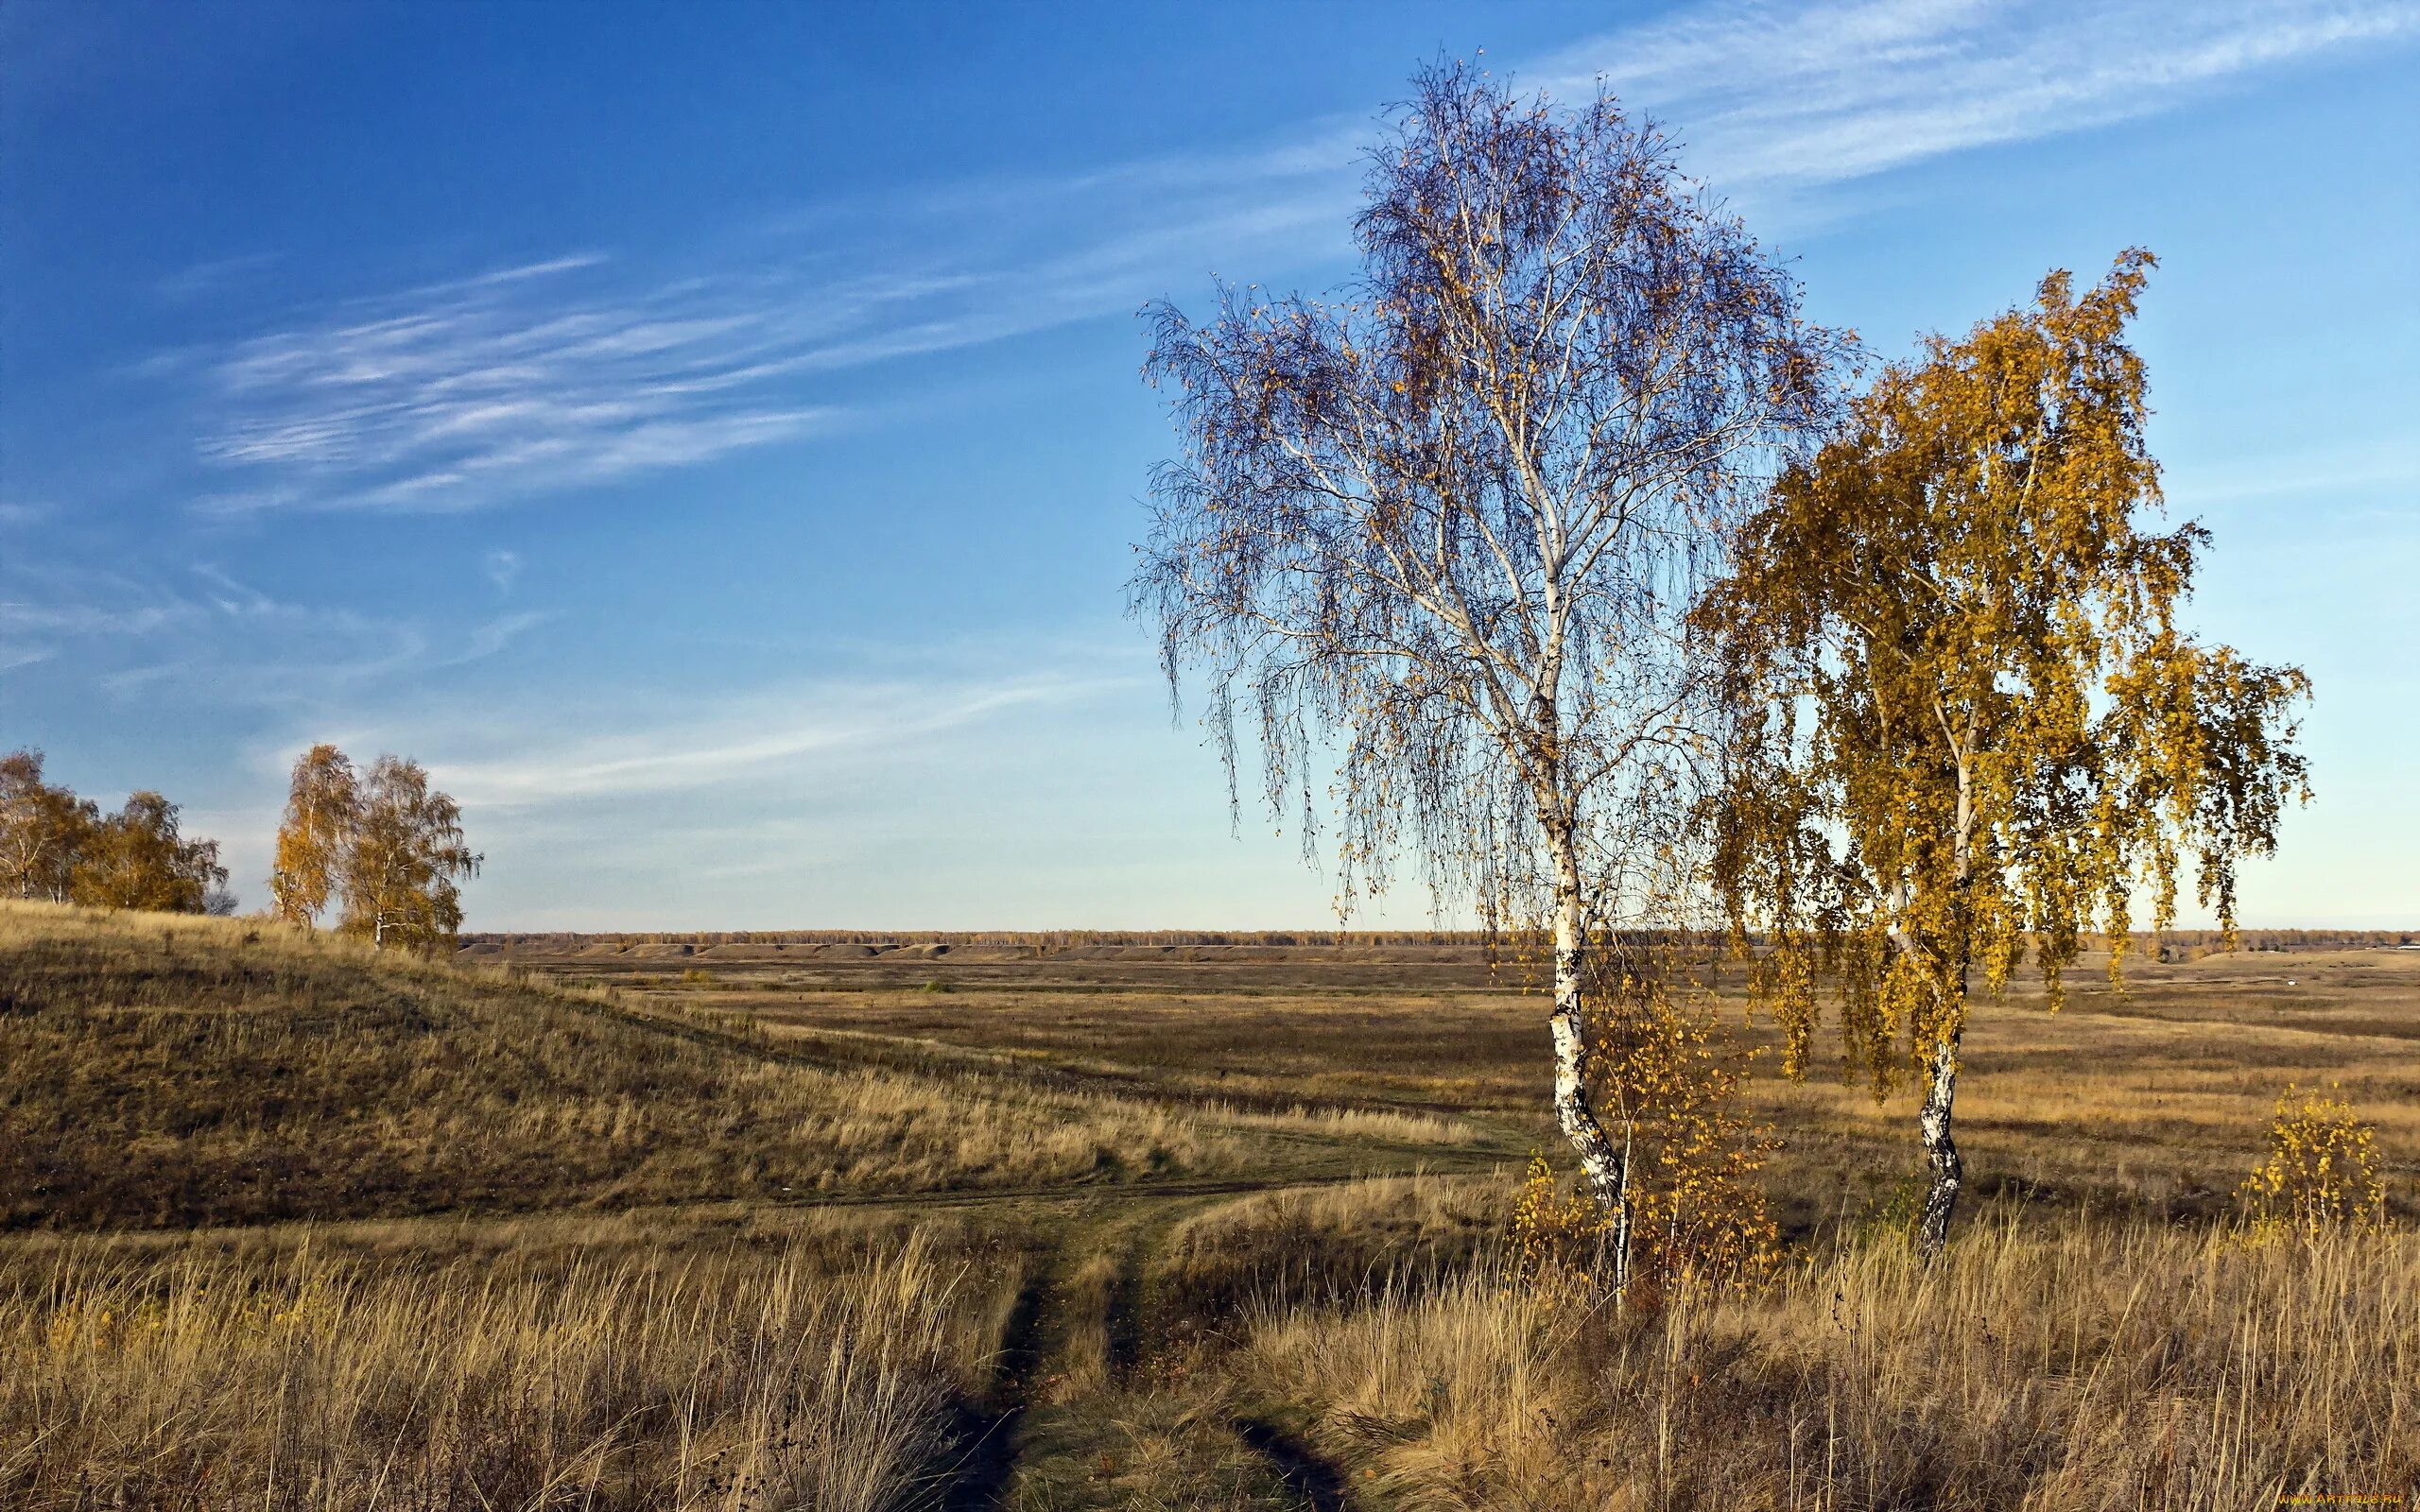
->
[0,749,93,902]
[67,791,228,913]
[1703,251,2309,1256]
[270,744,360,927]
[338,756,479,951]
[1133,64,1837,1276]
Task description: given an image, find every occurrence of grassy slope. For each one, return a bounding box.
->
[0,903,1329,1230]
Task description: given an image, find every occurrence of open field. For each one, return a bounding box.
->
[5,904,2417,1507]
[0,906,1474,1231]
[490,930,2420,1231]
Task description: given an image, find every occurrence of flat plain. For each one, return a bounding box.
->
[501,931,2420,1230]
[7,905,2416,1508]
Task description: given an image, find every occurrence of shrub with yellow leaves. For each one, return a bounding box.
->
[1508,1152,1611,1302]
[2237,1086,2386,1238]
[1597,976,1780,1297]
[1509,970,1780,1304]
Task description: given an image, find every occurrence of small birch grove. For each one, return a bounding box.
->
[0,748,229,913]
[270,744,480,950]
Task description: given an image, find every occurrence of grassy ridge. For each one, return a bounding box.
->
[0,903,1331,1230]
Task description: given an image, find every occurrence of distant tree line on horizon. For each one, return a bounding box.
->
[457,925,2413,953]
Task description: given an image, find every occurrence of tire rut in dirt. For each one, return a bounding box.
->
[1235,1417,1355,1512]
[941,1262,1050,1511]
[1100,1219,1159,1384]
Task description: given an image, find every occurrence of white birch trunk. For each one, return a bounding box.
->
[1548,834,1631,1296]
[1914,751,1978,1259]
[1914,1023,1962,1257]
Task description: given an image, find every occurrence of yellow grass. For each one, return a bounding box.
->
[1236,1216,2420,1508]
[0,1230,1013,1511]
[0,902,1377,1230]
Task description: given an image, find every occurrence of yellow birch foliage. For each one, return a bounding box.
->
[1509,1153,1610,1302]
[2238,1087,2386,1238]
[1511,975,1779,1301]
[337,755,480,951]
[1704,250,2311,1093]
[270,744,358,928]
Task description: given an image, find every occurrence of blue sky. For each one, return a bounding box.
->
[3,0,2414,930]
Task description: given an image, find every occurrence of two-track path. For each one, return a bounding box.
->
[550,962,1527,1506]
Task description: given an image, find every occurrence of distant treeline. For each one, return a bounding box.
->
[459,926,2417,953]
[2152,928,2418,954]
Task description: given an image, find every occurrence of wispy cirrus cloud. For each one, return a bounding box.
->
[440,610,554,669]
[308,665,1135,808]
[0,570,199,643]
[164,0,2411,522]
[190,645,1162,925]
[0,560,545,698]
[185,254,870,517]
[433,667,1122,808]
[1531,0,2419,201]
[176,186,1356,519]
[155,250,284,303]
[2162,438,2420,509]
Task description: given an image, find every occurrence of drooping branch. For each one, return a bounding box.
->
[1134,64,1841,930]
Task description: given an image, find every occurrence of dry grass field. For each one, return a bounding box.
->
[5,903,2415,1508]
[522,933,2420,1230]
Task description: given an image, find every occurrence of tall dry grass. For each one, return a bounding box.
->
[1235,1217,2420,1509]
[1158,1175,1505,1351]
[0,1232,1011,1511]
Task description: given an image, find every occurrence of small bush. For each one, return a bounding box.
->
[1507,1153,1610,1301]
[2238,1085,2386,1237]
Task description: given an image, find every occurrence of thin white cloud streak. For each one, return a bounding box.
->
[155,251,283,302]
[2162,440,2420,508]
[416,671,1132,807]
[441,610,553,667]
[1528,0,2419,198]
[0,564,209,684]
[190,563,281,617]
[2,560,545,704]
[167,0,2410,520]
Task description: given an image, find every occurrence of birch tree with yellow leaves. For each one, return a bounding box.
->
[1135,63,1839,1290]
[1703,250,2309,1257]
[269,744,359,928]
[269,744,477,949]
[0,749,92,902]
[338,755,479,952]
